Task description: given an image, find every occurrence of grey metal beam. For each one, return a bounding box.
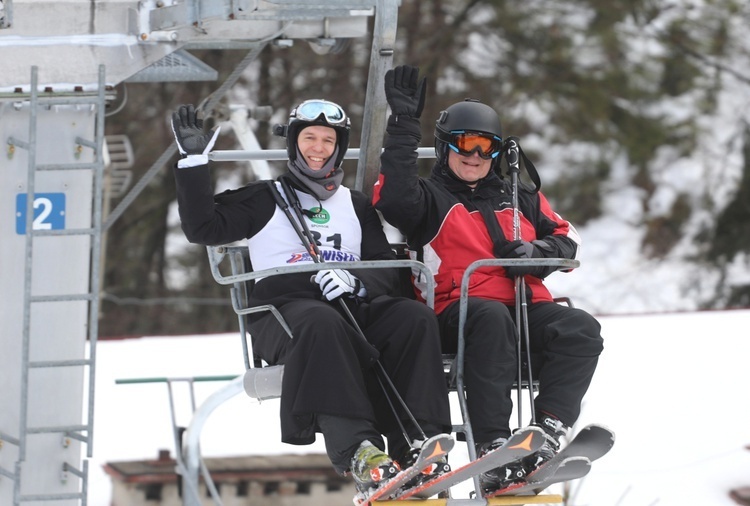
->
[209,146,435,161]
[104,43,269,231]
[0,0,374,88]
[0,0,14,29]
[355,0,399,194]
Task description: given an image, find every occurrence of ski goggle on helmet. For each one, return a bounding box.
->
[291,99,349,127]
[434,99,504,164]
[447,131,503,159]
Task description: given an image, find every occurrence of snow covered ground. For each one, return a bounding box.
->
[91,308,750,506]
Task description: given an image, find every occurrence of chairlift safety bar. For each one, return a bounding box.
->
[209,146,437,161]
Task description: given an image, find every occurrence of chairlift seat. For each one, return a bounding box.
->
[207,245,570,401]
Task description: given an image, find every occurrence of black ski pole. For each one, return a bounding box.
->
[273,177,427,444]
[266,180,321,260]
[505,137,537,426]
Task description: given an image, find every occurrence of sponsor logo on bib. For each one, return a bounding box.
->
[308,207,330,224]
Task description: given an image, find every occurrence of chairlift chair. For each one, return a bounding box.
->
[204,243,579,500]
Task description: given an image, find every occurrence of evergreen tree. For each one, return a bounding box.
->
[99,0,750,336]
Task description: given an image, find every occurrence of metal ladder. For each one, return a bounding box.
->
[1,65,107,505]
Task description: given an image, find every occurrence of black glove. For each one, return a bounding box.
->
[171,104,220,167]
[497,239,548,278]
[384,65,427,118]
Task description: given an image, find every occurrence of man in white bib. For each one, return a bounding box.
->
[171,100,452,495]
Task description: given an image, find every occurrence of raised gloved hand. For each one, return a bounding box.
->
[171,104,220,168]
[384,65,427,118]
[497,239,550,278]
[314,269,367,301]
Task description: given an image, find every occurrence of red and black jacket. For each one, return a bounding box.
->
[373,114,580,314]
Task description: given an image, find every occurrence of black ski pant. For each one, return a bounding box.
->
[522,300,603,427]
[250,295,451,474]
[438,298,517,445]
[438,298,603,445]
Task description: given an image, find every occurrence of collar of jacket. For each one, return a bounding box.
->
[281,172,312,195]
[430,162,506,195]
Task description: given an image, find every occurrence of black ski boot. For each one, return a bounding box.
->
[521,414,568,476]
[477,437,526,493]
[398,439,452,490]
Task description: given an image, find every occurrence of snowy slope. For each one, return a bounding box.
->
[91,309,750,506]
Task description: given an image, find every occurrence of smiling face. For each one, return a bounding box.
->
[296,125,337,171]
[447,149,493,186]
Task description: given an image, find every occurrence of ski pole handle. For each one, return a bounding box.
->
[504,137,520,173]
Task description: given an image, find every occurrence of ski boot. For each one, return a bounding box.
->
[350,440,401,495]
[476,437,527,493]
[521,414,567,476]
[399,439,452,490]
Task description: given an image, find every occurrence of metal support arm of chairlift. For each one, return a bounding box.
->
[455,257,579,496]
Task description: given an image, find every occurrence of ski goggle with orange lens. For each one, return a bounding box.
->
[292,99,349,127]
[448,131,503,159]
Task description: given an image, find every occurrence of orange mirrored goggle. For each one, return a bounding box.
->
[448,131,503,159]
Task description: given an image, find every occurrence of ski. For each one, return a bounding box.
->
[353,433,454,506]
[393,426,547,500]
[493,456,591,496]
[529,456,591,495]
[486,423,615,498]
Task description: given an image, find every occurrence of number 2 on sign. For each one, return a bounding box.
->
[15,193,66,234]
[32,197,54,230]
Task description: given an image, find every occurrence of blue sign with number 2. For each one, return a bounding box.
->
[16,193,66,235]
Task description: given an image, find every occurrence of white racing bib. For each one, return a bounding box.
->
[248,183,362,272]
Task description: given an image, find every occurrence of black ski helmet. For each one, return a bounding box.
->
[434,98,503,171]
[274,99,351,168]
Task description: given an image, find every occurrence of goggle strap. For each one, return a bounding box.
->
[273,124,288,138]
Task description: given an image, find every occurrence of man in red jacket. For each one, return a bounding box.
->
[373,65,604,493]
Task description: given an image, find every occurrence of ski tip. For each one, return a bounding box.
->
[580,423,616,442]
[508,430,541,452]
[560,455,591,464]
[425,433,455,456]
[430,440,447,459]
[507,425,546,452]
